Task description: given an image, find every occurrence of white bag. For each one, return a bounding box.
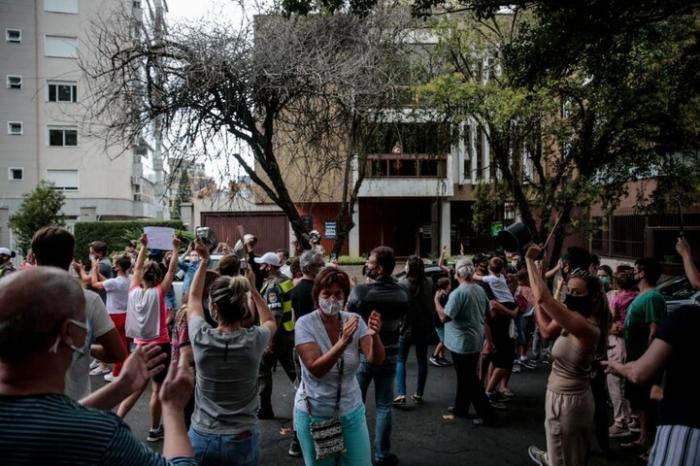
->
[125,287,161,340]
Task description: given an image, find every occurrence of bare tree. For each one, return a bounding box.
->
[83,7,412,250]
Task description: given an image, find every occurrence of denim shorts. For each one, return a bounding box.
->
[188,427,261,466]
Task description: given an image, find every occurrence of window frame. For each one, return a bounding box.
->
[47,126,78,147]
[6,75,22,89]
[47,81,78,103]
[8,167,24,181]
[5,29,22,43]
[44,35,79,58]
[7,121,23,135]
[43,0,79,14]
[46,169,79,191]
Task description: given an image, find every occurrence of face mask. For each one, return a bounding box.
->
[564,294,591,316]
[598,276,610,288]
[48,319,89,356]
[89,254,96,262]
[365,266,379,280]
[319,297,343,316]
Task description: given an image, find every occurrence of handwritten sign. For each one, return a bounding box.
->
[144,226,175,251]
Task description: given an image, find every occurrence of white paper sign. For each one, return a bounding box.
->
[144,226,175,251]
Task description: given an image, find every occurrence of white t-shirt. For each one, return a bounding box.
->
[294,310,368,418]
[482,274,515,304]
[64,289,115,400]
[103,276,129,314]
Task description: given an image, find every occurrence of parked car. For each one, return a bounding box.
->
[656,275,700,313]
[394,263,451,287]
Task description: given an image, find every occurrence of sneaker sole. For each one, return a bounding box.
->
[146,436,163,442]
[528,450,545,466]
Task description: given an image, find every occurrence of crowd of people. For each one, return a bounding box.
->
[0,226,699,466]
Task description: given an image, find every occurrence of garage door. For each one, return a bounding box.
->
[201,212,289,253]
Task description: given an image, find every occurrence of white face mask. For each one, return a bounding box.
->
[318,297,343,316]
[48,318,89,357]
[89,254,96,262]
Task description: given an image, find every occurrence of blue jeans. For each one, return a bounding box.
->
[357,358,395,462]
[188,427,261,466]
[395,335,428,397]
[294,404,371,466]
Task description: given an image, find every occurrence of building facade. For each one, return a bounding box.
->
[0,0,168,250]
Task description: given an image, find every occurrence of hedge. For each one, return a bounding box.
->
[73,220,185,263]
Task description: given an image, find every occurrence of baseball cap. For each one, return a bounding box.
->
[254,252,281,267]
[0,247,15,258]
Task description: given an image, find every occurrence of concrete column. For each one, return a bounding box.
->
[180,202,194,231]
[349,201,360,257]
[441,200,451,256]
[431,200,440,256]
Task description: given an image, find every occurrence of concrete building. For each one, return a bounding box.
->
[0,0,168,250]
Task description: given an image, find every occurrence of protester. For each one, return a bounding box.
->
[118,233,180,442]
[622,257,667,456]
[0,266,197,465]
[597,265,613,292]
[476,257,518,406]
[606,304,700,466]
[442,260,496,426]
[90,255,132,381]
[430,276,452,367]
[75,240,114,303]
[218,253,242,277]
[394,255,434,406]
[347,246,410,466]
[0,247,16,278]
[256,251,297,419]
[277,249,292,278]
[294,267,385,465]
[31,227,126,400]
[525,244,606,466]
[606,267,638,438]
[514,270,536,370]
[179,242,201,299]
[185,240,276,465]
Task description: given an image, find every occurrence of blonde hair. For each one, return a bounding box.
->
[209,275,250,324]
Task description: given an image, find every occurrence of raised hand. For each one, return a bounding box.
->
[341,315,359,345]
[194,239,210,260]
[172,235,182,251]
[676,237,691,258]
[368,310,382,336]
[139,233,148,247]
[525,244,544,261]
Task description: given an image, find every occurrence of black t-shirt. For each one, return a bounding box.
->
[655,305,700,429]
[291,278,315,320]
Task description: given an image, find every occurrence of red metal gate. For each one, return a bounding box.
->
[201,212,289,253]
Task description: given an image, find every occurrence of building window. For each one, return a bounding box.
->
[6,75,22,89]
[48,127,78,146]
[45,35,78,58]
[7,121,23,135]
[8,168,24,181]
[47,82,77,102]
[5,29,22,43]
[46,169,78,190]
[44,0,78,14]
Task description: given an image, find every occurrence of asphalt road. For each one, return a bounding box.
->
[95,349,643,466]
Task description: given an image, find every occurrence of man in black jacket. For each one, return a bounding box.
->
[347,246,410,466]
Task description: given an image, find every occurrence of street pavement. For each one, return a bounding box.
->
[97,348,643,466]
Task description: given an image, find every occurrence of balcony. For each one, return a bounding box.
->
[359,153,452,198]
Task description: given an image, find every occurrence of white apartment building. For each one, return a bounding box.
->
[0,0,168,250]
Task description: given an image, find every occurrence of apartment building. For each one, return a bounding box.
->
[0,0,168,250]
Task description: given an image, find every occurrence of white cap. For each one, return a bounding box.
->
[254,252,281,267]
[0,247,14,257]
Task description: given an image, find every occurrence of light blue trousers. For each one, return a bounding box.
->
[294,404,371,466]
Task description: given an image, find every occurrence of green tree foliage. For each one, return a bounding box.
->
[8,182,65,255]
[171,170,192,220]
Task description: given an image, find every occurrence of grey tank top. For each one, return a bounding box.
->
[547,331,596,394]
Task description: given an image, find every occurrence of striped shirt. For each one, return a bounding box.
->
[0,394,196,466]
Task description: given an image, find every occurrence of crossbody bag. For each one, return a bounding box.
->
[304,314,346,460]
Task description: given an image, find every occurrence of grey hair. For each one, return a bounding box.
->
[456,263,475,279]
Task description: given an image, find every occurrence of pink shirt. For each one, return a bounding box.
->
[608,289,639,326]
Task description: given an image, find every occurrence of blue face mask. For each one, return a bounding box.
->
[599,276,610,288]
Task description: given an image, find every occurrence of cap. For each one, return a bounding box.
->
[254,252,281,267]
[0,247,15,258]
[309,230,320,238]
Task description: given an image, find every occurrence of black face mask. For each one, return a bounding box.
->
[564,294,592,316]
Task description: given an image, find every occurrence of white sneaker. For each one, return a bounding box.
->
[528,446,548,465]
[89,359,100,370]
[104,373,117,383]
[89,366,110,376]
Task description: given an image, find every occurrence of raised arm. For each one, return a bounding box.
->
[186,240,209,321]
[160,236,182,293]
[246,267,276,335]
[525,245,597,346]
[677,238,700,290]
[434,291,450,323]
[360,311,385,365]
[131,234,148,289]
[90,258,107,290]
